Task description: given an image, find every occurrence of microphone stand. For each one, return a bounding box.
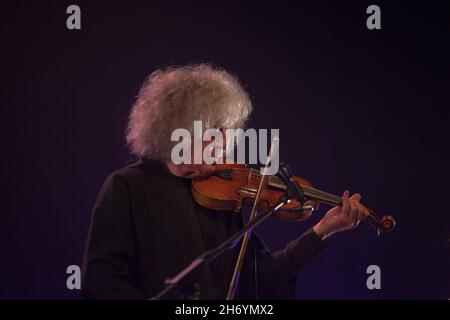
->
[150,191,292,300]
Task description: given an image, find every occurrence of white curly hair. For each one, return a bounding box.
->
[126,64,253,161]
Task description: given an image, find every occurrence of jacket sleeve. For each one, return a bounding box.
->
[81,173,145,300]
[255,228,327,299]
[275,228,328,278]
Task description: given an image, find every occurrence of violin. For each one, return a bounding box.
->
[192,163,395,235]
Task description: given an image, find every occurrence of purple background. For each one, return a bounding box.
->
[1,1,449,299]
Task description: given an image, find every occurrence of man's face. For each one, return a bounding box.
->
[168,131,228,178]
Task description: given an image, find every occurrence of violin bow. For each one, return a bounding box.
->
[226,136,280,300]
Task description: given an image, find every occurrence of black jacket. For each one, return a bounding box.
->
[81,159,327,299]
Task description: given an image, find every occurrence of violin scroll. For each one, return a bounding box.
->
[367,210,396,235]
[379,214,396,233]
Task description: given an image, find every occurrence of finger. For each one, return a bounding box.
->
[350,193,361,202]
[357,202,370,221]
[341,190,350,216]
[348,198,359,224]
[354,202,366,225]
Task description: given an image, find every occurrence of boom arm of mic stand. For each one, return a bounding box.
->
[150,192,292,300]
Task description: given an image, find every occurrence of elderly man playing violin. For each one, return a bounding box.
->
[81,64,371,300]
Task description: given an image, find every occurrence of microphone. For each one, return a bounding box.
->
[277,162,313,212]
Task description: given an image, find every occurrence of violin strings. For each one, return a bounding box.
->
[233,168,369,207]
[247,169,340,201]
[243,168,379,222]
[245,168,342,205]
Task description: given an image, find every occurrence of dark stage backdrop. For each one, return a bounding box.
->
[1,1,449,299]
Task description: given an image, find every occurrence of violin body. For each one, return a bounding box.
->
[192,164,318,221]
